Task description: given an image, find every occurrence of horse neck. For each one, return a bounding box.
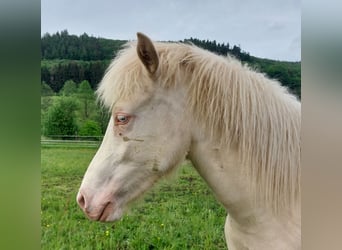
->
[188,117,301,214]
[187,130,255,220]
[187,129,301,249]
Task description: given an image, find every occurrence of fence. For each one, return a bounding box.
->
[41,135,103,148]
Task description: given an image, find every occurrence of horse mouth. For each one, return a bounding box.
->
[97,202,115,222]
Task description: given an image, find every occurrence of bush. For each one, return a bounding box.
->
[43,97,78,137]
[78,120,102,137]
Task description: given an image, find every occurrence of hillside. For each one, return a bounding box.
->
[41,30,300,98]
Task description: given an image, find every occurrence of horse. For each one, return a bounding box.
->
[76,32,301,249]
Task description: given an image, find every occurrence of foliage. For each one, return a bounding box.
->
[41,29,126,60]
[78,120,102,137]
[41,81,55,96]
[93,103,111,134]
[59,79,77,96]
[183,37,251,61]
[40,31,301,137]
[41,146,227,249]
[249,56,301,97]
[41,96,54,112]
[43,97,78,137]
[41,83,109,138]
[41,31,300,99]
[77,80,95,120]
[78,80,93,96]
[41,60,109,92]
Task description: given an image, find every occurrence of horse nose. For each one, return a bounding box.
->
[76,191,87,211]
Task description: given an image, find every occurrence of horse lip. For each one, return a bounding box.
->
[98,202,114,222]
[83,201,114,221]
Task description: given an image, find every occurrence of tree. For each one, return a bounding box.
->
[231,45,241,58]
[43,97,78,137]
[41,66,51,85]
[41,81,55,96]
[94,102,111,134]
[77,80,94,119]
[60,80,77,96]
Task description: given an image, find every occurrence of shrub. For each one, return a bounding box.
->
[78,120,102,138]
[43,97,78,137]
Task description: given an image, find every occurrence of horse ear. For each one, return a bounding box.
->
[136,32,159,75]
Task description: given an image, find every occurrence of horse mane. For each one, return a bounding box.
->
[97,41,301,213]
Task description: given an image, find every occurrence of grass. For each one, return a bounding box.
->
[41,144,227,249]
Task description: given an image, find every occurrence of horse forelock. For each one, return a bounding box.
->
[97,41,301,213]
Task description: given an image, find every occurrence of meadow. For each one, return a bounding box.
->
[41,143,227,249]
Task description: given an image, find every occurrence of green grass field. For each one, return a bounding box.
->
[41,144,227,249]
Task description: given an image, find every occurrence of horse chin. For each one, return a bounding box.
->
[104,206,124,222]
[97,203,124,222]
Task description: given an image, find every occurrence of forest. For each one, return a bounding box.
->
[41,30,301,138]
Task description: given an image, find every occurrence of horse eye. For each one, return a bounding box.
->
[117,115,127,122]
[115,114,130,125]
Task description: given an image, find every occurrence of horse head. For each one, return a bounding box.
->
[77,33,192,221]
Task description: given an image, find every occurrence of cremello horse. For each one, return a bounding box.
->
[77,33,301,250]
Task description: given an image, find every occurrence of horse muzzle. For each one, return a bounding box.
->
[76,190,118,222]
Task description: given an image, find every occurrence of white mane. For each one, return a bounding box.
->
[97,41,301,213]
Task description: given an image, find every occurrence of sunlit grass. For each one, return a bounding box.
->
[41,145,227,249]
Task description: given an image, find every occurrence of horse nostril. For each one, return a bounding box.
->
[77,192,86,210]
